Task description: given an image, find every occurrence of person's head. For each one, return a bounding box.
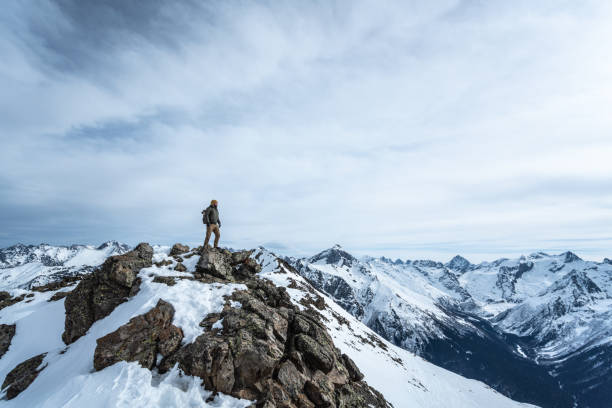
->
[210,199,218,207]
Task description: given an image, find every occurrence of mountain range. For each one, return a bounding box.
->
[1,241,609,407]
[286,245,612,408]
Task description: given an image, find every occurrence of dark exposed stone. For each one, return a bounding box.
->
[31,275,82,292]
[336,380,390,408]
[0,292,26,311]
[1,353,47,400]
[196,248,234,280]
[169,243,190,257]
[155,259,173,267]
[304,370,335,407]
[94,299,183,371]
[276,360,306,399]
[231,250,253,265]
[0,324,16,359]
[342,354,364,381]
[62,243,153,344]
[153,276,177,286]
[196,248,261,282]
[48,291,70,302]
[295,334,334,373]
[174,262,187,272]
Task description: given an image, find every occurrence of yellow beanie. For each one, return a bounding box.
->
[211,199,218,206]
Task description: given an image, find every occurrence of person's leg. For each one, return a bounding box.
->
[204,225,212,248]
[213,224,220,248]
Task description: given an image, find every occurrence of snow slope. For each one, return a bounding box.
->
[0,244,535,408]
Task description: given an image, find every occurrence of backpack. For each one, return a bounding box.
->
[202,208,209,225]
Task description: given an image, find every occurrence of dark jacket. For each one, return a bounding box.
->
[203,206,220,226]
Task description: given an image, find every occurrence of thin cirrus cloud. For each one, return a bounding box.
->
[1,0,612,262]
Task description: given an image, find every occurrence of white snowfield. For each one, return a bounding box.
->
[0,245,536,407]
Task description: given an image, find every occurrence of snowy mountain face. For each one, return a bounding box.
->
[0,241,130,290]
[0,242,535,408]
[287,247,612,408]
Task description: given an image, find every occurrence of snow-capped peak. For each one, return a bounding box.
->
[308,245,356,266]
[96,241,131,252]
[561,251,582,263]
[445,255,471,272]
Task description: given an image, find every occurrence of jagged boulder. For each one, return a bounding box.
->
[94,299,183,371]
[195,248,260,281]
[231,250,253,265]
[341,353,364,381]
[196,248,234,280]
[0,324,16,359]
[169,243,190,257]
[48,291,70,302]
[1,353,47,400]
[0,292,26,311]
[161,252,391,408]
[62,243,153,344]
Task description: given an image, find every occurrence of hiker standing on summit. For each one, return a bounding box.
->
[202,200,221,249]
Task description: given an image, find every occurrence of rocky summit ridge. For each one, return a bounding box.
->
[1,243,390,408]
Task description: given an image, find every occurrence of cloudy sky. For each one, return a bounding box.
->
[1,0,612,262]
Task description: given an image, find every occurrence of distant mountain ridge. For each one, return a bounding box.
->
[0,241,130,290]
[286,245,612,408]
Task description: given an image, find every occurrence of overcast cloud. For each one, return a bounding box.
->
[1,0,612,262]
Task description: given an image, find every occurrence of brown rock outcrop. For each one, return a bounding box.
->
[0,292,25,311]
[159,253,390,408]
[174,262,187,272]
[62,243,153,344]
[94,299,183,371]
[83,246,389,407]
[48,291,70,302]
[195,248,260,282]
[0,324,16,359]
[1,353,47,400]
[169,243,190,257]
